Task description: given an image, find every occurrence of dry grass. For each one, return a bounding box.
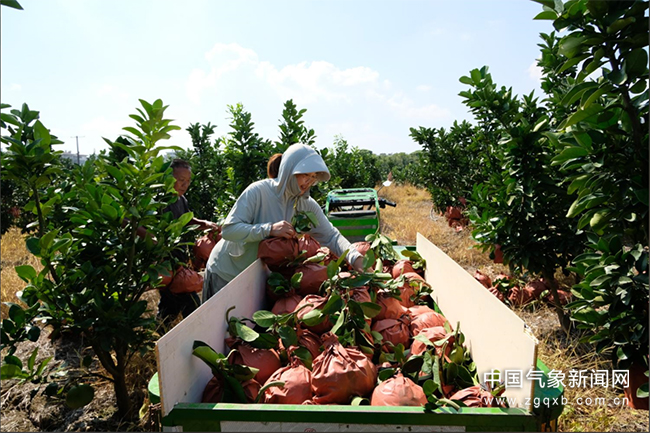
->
[1,227,42,319]
[379,183,649,432]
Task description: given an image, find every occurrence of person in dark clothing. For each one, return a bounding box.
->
[157,159,219,331]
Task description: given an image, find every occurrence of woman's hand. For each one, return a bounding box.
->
[270,220,296,239]
[352,256,366,273]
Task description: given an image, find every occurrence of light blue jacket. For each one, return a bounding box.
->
[205,144,362,282]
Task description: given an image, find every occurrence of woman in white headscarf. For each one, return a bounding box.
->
[202,144,364,301]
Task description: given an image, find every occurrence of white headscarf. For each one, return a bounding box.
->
[275,144,330,200]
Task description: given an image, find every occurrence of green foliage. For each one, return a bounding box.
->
[460,67,584,280]
[375,151,424,186]
[322,135,382,191]
[275,99,316,151]
[221,103,274,200]
[534,0,649,384]
[176,122,230,221]
[1,99,192,418]
[410,120,492,213]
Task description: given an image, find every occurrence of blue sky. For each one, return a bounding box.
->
[1,0,552,156]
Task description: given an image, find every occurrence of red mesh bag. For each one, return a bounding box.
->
[473,270,492,288]
[295,263,328,296]
[391,260,415,279]
[449,385,505,408]
[168,267,203,294]
[193,230,221,270]
[297,234,321,258]
[372,315,411,352]
[201,375,224,403]
[311,333,377,404]
[410,326,454,358]
[370,373,427,406]
[351,241,371,256]
[262,359,313,404]
[445,206,463,221]
[294,294,332,335]
[545,289,572,305]
[258,237,300,268]
[410,311,450,336]
[375,292,407,321]
[271,294,303,315]
[226,338,282,385]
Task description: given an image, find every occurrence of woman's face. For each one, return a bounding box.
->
[295,172,318,195]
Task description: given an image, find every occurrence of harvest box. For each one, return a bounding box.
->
[155,234,563,432]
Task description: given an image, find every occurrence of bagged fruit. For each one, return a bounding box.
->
[258,237,300,268]
[262,358,313,404]
[370,373,427,406]
[311,333,377,404]
[226,337,282,385]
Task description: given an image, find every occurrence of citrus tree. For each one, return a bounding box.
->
[534,0,648,396]
[1,99,193,417]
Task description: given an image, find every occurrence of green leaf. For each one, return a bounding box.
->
[66,384,95,409]
[351,396,370,406]
[553,146,588,163]
[14,265,36,283]
[378,368,396,381]
[32,120,51,145]
[252,310,276,329]
[459,76,473,86]
[320,294,343,316]
[0,364,24,380]
[27,348,38,371]
[8,304,25,326]
[633,189,649,206]
[278,326,298,348]
[564,104,603,127]
[533,10,557,20]
[625,48,648,78]
[470,68,482,84]
[291,347,313,370]
[300,309,324,327]
[235,322,259,342]
[0,0,24,10]
[572,307,602,324]
[606,17,635,34]
[330,310,346,335]
[359,302,381,319]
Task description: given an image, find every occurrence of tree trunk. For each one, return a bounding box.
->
[543,272,571,333]
[113,369,134,419]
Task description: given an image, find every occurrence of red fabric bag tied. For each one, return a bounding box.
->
[410,326,454,359]
[193,229,221,270]
[473,270,492,289]
[271,294,303,315]
[391,260,416,279]
[262,358,314,404]
[311,333,378,404]
[295,263,328,296]
[294,294,332,335]
[410,311,450,336]
[370,372,427,406]
[449,385,506,408]
[258,237,300,268]
[375,291,407,321]
[168,266,203,294]
[297,234,321,258]
[407,305,434,317]
[372,315,411,352]
[225,337,282,385]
